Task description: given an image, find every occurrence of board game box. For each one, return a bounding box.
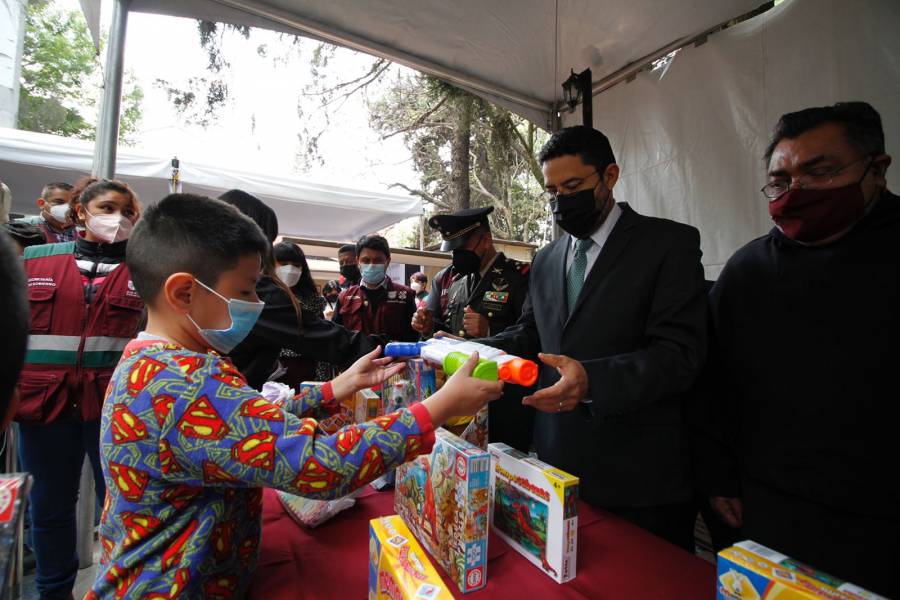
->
[488,442,579,583]
[395,428,490,594]
[717,541,888,599]
[301,382,383,435]
[369,515,452,600]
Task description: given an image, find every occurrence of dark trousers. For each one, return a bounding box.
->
[18,419,105,600]
[742,478,898,598]
[607,501,697,552]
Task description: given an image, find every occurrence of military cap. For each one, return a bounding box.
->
[428,206,494,251]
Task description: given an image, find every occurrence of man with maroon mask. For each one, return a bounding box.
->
[698,102,897,597]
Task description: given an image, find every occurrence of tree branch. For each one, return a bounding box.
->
[381,93,451,140]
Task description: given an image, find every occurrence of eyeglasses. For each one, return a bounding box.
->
[761,156,871,199]
[539,170,600,203]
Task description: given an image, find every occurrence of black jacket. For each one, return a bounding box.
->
[697,191,900,518]
[481,203,707,507]
[230,276,386,390]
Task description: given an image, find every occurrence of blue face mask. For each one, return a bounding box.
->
[360,263,386,286]
[188,279,265,354]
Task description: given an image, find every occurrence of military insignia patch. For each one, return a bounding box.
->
[484,291,510,303]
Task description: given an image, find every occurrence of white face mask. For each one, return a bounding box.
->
[410,282,424,293]
[275,264,303,288]
[47,203,71,224]
[85,211,134,243]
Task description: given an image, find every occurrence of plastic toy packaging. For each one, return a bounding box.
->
[277,487,365,529]
[259,381,295,405]
[385,339,538,386]
[0,473,33,594]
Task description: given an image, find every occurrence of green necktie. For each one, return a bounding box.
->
[566,238,592,314]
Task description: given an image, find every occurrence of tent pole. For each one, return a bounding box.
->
[92,0,131,178]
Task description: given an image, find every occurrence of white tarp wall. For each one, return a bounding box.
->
[0,127,422,240]
[565,0,900,279]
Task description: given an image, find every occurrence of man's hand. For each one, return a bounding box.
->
[710,497,743,528]
[522,353,588,414]
[422,352,503,426]
[411,306,434,334]
[331,345,406,401]
[463,306,489,338]
[433,331,464,341]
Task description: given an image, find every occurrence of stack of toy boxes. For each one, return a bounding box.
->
[488,443,579,584]
[717,541,888,599]
[394,429,490,594]
[300,382,383,435]
[369,515,452,600]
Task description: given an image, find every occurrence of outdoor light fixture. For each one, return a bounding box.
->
[561,68,593,128]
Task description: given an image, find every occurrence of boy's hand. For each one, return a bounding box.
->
[331,346,406,401]
[421,352,503,426]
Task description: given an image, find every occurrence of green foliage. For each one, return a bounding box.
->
[17,0,144,144]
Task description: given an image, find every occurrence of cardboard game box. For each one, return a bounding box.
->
[717,541,888,600]
[394,429,490,594]
[488,443,579,584]
[302,382,383,435]
[406,359,437,403]
[369,515,452,600]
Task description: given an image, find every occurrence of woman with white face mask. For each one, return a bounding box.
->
[410,271,429,310]
[272,241,340,383]
[14,177,142,599]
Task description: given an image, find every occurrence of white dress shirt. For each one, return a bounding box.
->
[565,202,623,280]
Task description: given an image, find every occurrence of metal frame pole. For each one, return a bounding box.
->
[92,0,131,178]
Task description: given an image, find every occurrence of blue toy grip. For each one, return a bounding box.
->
[384,342,424,358]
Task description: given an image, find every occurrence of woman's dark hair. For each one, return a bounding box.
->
[218,189,302,326]
[411,271,427,284]
[72,177,140,224]
[218,189,279,243]
[274,241,318,300]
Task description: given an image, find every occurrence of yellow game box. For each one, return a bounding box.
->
[369,515,453,600]
[717,541,887,599]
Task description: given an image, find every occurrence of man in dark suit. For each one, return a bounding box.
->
[480,126,707,550]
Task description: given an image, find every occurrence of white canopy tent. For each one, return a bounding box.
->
[125,0,769,128]
[81,0,900,275]
[0,127,422,240]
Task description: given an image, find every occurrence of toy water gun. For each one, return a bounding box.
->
[385,339,538,386]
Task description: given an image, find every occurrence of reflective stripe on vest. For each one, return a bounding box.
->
[26,335,130,367]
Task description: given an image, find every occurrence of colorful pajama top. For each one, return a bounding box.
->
[88,339,435,599]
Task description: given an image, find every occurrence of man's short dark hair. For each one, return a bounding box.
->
[764,101,885,165]
[218,189,279,243]
[538,126,616,173]
[356,234,390,259]
[127,194,270,305]
[338,244,356,256]
[0,232,28,425]
[42,182,73,197]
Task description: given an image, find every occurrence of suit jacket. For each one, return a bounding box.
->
[482,203,707,507]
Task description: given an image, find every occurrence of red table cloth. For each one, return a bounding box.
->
[248,487,714,599]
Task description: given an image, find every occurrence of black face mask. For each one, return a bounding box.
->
[340,264,361,283]
[551,183,609,239]
[325,294,339,304]
[452,248,482,276]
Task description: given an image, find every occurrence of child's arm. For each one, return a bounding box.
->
[157,353,500,500]
[275,345,405,418]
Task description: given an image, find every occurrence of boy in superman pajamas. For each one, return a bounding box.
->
[88,194,501,598]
